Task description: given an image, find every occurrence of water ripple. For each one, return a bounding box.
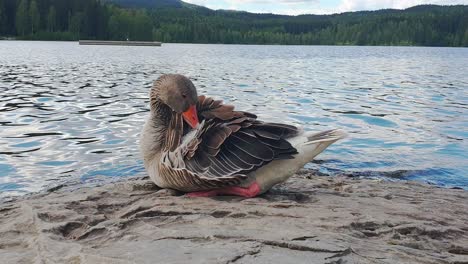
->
[0,41,467,197]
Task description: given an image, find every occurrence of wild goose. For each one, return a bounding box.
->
[140,74,346,197]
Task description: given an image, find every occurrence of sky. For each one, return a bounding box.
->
[183,0,468,15]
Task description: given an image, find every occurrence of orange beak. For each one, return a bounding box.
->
[182,104,199,129]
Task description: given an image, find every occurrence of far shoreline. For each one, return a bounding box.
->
[1,38,467,48]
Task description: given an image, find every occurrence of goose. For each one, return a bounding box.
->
[140,74,346,197]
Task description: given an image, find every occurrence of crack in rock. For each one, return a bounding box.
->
[226,247,262,263]
[291,235,318,241]
[152,234,346,254]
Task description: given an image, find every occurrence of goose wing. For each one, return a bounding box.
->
[160,95,299,191]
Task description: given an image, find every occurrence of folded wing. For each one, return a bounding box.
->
[184,95,299,181]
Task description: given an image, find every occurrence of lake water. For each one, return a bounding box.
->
[0,41,467,198]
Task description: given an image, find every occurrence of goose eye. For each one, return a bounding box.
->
[181,93,187,99]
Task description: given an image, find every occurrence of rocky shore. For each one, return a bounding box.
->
[1,170,467,264]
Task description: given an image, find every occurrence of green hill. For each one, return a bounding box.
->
[104,0,184,9]
[0,0,467,46]
[104,0,206,10]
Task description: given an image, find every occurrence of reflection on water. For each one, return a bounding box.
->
[0,41,467,197]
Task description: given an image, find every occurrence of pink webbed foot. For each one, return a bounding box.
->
[186,182,261,198]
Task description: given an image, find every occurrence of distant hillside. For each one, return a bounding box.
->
[104,0,184,9]
[0,0,467,46]
[104,0,204,10]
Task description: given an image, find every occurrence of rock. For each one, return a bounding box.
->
[0,174,467,264]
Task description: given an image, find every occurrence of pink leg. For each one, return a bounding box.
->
[187,182,260,198]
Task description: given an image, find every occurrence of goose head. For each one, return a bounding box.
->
[150,74,199,128]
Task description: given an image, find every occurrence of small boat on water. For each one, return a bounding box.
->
[79,40,162,46]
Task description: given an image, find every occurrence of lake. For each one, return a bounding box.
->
[0,41,467,198]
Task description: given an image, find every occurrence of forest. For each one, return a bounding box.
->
[0,0,467,46]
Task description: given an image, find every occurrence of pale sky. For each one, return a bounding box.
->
[184,0,468,15]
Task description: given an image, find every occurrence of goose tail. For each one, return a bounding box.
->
[291,129,347,164]
[252,128,347,194]
[305,129,348,145]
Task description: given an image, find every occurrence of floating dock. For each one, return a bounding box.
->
[79,40,162,46]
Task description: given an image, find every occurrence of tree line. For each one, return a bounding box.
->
[0,0,467,46]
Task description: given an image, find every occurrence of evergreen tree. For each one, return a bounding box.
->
[1,1,467,46]
[463,29,468,46]
[69,12,83,39]
[29,0,39,34]
[47,6,57,32]
[15,0,29,36]
[131,10,152,41]
[0,1,4,35]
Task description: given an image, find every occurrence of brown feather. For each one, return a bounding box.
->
[157,93,299,192]
[165,112,183,152]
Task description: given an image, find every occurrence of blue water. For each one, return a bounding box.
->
[0,41,467,197]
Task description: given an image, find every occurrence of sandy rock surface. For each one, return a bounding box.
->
[1,171,467,264]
